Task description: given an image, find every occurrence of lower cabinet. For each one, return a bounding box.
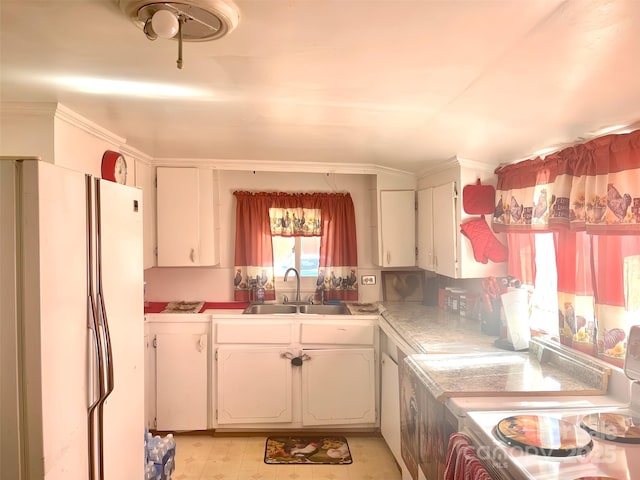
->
[216,346,293,424]
[215,317,378,429]
[301,348,376,425]
[145,318,210,431]
[144,329,155,430]
[145,315,379,431]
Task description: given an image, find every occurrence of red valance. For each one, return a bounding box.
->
[493,129,640,234]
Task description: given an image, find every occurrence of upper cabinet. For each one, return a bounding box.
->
[134,159,156,270]
[417,184,457,277]
[369,174,417,268]
[417,158,507,279]
[416,188,434,271]
[379,190,416,267]
[156,166,219,267]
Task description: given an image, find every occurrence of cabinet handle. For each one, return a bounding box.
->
[386,251,391,264]
[190,248,196,263]
[197,334,207,353]
[281,351,310,366]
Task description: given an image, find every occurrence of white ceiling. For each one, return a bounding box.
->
[2,0,640,174]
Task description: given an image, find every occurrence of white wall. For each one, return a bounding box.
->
[0,104,55,162]
[145,170,385,303]
[0,102,396,303]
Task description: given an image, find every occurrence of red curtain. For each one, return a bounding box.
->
[232,191,358,302]
[233,191,276,302]
[493,129,640,366]
[506,232,536,285]
[316,193,358,302]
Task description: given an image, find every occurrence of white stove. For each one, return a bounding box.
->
[466,404,640,480]
[463,326,640,480]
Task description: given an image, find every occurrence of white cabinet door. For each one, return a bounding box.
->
[155,332,208,431]
[144,331,156,430]
[380,190,415,267]
[380,352,402,465]
[432,182,457,278]
[301,348,376,426]
[217,346,293,424]
[156,167,217,266]
[416,188,434,271]
[135,160,156,269]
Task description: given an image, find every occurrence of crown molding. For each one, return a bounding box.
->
[417,155,499,178]
[54,103,126,145]
[152,157,416,177]
[119,143,153,164]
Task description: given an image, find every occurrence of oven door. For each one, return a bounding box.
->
[463,424,518,480]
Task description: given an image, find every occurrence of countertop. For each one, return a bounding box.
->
[145,299,612,397]
[145,301,380,317]
[405,352,608,401]
[380,301,611,398]
[144,301,249,314]
[380,302,504,354]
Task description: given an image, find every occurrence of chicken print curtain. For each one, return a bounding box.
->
[269,206,322,236]
[313,192,358,302]
[233,191,358,302]
[493,129,640,367]
[492,129,640,234]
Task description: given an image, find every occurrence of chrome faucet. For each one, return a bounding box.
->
[284,267,301,304]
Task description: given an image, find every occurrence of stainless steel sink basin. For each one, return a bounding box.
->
[242,303,351,315]
[298,304,351,315]
[242,304,298,314]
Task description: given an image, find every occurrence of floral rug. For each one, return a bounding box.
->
[264,436,352,465]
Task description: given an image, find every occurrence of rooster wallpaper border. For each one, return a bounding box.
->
[382,271,425,303]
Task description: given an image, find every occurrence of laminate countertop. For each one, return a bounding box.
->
[380,302,504,354]
[379,301,611,398]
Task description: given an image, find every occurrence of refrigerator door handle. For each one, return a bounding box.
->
[86,176,106,480]
[97,294,115,397]
[94,179,115,480]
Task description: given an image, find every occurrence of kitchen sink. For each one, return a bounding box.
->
[242,304,298,315]
[298,304,351,315]
[242,303,351,315]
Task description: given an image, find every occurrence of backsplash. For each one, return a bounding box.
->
[144,265,384,304]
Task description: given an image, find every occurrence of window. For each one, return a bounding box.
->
[233,190,358,302]
[272,236,320,278]
[529,233,559,336]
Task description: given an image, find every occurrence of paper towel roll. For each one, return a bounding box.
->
[501,289,531,350]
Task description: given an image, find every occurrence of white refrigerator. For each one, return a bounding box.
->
[0,158,144,480]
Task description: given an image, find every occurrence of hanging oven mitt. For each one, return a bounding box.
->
[460,217,507,264]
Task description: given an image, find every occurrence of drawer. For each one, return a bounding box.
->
[300,323,375,345]
[148,321,209,335]
[216,321,293,344]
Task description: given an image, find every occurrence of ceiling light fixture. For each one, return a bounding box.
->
[119,0,240,69]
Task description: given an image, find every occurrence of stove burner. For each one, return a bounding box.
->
[571,477,621,480]
[494,415,593,457]
[580,412,640,444]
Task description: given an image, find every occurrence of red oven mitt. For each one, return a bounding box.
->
[460,217,507,264]
[462,179,495,215]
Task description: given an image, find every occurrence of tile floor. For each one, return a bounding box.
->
[172,434,402,480]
